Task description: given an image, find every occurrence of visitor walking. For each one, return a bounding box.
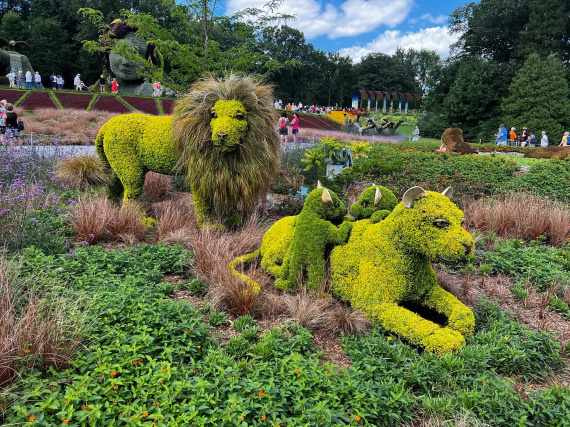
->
[34,71,41,89]
[508,127,517,146]
[3,103,23,150]
[25,71,32,89]
[74,74,82,91]
[412,124,420,141]
[540,131,548,147]
[278,111,289,145]
[6,71,15,88]
[153,81,161,97]
[56,75,63,90]
[50,73,57,90]
[99,75,106,93]
[0,99,7,147]
[559,131,569,146]
[111,78,119,94]
[291,112,300,144]
[495,124,508,145]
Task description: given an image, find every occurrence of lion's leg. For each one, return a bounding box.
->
[274,250,299,291]
[107,172,124,202]
[119,166,145,204]
[374,302,466,355]
[423,284,475,338]
[306,257,326,293]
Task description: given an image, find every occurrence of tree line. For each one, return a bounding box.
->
[0,0,437,108]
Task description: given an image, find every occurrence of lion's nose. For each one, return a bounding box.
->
[462,243,472,256]
[217,133,228,140]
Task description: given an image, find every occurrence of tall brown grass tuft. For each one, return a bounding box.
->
[143,173,174,203]
[54,156,110,189]
[155,199,196,242]
[0,256,87,390]
[192,215,268,314]
[282,290,332,331]
[327,304,371,336]
[70,196,146,245]
[464,195,570,247]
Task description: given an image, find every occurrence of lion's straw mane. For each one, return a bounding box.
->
[172,75,280,218]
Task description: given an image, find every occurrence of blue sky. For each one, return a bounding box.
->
[226,0,467,62]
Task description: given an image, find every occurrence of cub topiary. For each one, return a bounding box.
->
[230,185,396,293]
[330,186,475,355]
[440,128,474,155]
[96,75,280,229]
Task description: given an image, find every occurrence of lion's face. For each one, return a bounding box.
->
[391,191,473,264]
[210,100,248,152]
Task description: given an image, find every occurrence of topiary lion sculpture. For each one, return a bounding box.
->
[95,75,280,228]
[330,186,475,355]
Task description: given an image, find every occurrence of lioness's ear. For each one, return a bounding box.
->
[441,187,454,199]
[402,186,427,208]
[374,187,382,206]
[317,180,322,189]
[322,189,333,205]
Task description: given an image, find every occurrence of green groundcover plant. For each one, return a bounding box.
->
[3,244,570,426]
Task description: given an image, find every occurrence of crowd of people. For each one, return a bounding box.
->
[273,99,349,115]
[494,124,549,147]
[6,70,45,89]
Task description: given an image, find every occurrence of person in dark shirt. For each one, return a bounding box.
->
[100,75,106,93]
[4,103,22,150]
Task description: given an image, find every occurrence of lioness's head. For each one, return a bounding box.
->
[303,183,346,223]
[210,99,248,152]
[390,186,473,264]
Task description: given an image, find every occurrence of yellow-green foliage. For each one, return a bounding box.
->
[349,185,398,223]
[229,249,261,294]
[331,188,475,355]
[275,187,352,292]
[172,75,280,228]
[260,216,295,278]
[95,114,179,201]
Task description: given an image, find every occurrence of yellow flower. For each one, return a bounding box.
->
[387,336,392,341]
[503,336,508,340]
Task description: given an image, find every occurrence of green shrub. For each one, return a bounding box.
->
[233,315,257,332]
[208,309,228,327]
[481,239,570,291]
[509,160,570,203]
[223,335,251,359]
[180,277,208,296]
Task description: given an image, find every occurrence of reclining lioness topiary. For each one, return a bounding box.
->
[330,186,475,355]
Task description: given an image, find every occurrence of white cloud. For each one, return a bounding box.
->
[338,26,459,62]
[226,0,413,39]
[420,13,448,24]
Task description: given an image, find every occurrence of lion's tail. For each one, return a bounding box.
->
[229,249,262,295]
[95,121,111,169]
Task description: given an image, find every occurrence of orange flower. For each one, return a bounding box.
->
[110,371,117,378]
[261,415,267,421]
[142,411,149,418]
[85,405,90,411]
[29,415,36,422]
[355,415,361,422]
[24,349,31,354]
[62,420,69,425]
[258,389,264,397]
[113,385,119,390]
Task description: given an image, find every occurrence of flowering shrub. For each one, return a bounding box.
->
[0,89,27,104]
[17,91,57,110]
[122,96,159,115]
[331,189,475,355]
[326,110,356,125]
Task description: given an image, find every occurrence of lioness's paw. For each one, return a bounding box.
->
[422,328,466,356]
[448,308,475,337]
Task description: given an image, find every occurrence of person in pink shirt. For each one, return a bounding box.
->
[291,112,300,144]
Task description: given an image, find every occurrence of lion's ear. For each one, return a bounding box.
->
[402,186,427,208]
[441,187,454,199]
[317,180,322,189]
[374,187,382,206]
[322,189,333,205]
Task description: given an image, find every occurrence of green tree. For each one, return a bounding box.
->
[502,53,570,140]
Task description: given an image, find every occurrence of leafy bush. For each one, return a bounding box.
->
[481,239,570,291]
[509,160,570,203]
[180,277,207,296]
[233,315,257,332]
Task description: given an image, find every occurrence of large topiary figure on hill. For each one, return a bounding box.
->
[95,75,280,228]
[330,187,475,355]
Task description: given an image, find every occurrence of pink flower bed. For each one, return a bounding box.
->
[161,99,175,115]
[0,89,26,105]
[91,95,132,113]
[296,114,341,131]
[18,91,57,110]
[55,92,94,110]
[122,96,159,115]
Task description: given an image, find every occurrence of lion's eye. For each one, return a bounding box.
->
[211,111,218,119]
[434,219,449,228]
[361,201,368,207]
[235,112,245,120]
